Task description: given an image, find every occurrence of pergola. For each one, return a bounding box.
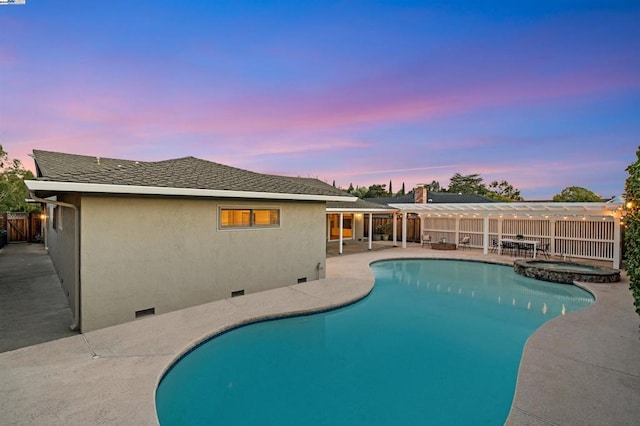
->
[388,201,624,268]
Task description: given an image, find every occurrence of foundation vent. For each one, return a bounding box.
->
[297,277,307,283]
[135,307,155,318]
[231,290,245,297]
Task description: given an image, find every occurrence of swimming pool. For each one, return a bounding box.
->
[156,260,593,425]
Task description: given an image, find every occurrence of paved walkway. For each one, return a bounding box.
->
[0,245,638,425]
[0,243,76,353]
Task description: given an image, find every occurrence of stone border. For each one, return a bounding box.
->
[514,259,621,284]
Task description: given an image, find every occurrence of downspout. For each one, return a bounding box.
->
[29,191,81,331]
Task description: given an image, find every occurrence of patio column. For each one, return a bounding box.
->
[339,212,343,255]
[549,218,556,256]
[455,217,460,245]
[392,212,398,247]
[483,215,489,255]
[368,213,373,250]
[613,216,621,269]
[497,216,503,254]
[402,211,407,248]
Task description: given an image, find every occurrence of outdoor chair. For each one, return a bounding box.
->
[490,238,499,253]
[501,241,516,256]
[537,243,550,259]
[421,232,432,248]
[517,242,533,258]
[458,235,471,250]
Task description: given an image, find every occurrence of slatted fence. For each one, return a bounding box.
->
[424,216,616,263]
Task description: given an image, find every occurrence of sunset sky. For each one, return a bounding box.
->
[1,1,638,199]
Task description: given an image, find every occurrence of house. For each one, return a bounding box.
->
[25,150,356,332]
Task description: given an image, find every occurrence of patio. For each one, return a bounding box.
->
[0,243,637,425]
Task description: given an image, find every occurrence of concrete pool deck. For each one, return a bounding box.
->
[1,245,639,425]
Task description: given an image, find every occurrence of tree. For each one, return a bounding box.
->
[447,173,486,194]
[552,186,602,202]
[350,185,369,199]
[624,147,640,317]
[0,145,39,212]
[388,180,393,196]
[399,182,405,196]
[486,180,523,201]
[426,180,441,192]
[365,183,388,198]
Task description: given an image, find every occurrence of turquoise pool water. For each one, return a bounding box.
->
[156,260,593,425]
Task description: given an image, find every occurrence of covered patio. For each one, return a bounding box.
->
[386,201,625,268]
[326,199,398,255]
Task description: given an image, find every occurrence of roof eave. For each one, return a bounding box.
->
[326,208,398,213]
[25,180,358,202]
[387,202,623,216]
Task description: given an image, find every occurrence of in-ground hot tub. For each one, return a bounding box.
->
[513,259,620,284]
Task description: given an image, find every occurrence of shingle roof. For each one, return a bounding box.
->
[327,198,396,211]
[31,150,353,199]
[366,191,496,205]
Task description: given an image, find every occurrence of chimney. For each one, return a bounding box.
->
[414,184,428,204]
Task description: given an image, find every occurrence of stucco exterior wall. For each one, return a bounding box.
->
[45,194,79,319]
[79,196,327,331]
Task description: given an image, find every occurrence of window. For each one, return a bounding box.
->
[220,208,280,229]
[329,213,353,240]
[52,206,62,230]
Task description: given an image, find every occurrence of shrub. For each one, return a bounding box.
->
[624,147,640,316]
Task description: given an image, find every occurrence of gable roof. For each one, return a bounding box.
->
[26,150,356,202]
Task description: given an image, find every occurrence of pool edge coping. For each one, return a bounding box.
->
[0,248,637,425]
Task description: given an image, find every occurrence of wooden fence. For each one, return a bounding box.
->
[1,212,43,243]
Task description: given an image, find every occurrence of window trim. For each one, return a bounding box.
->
[52,205,63,231]
[218,206,281,230]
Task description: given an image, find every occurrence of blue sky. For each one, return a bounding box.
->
[1,0,638,199]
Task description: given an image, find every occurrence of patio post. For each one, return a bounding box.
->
[339,212,343,255]
[613,216,621,269]
[549,218,556,256]
[483,215,489,255]
[402,211,407,248]
[498,216,503,255]
[392,212,398,247]
[368,213,372,250]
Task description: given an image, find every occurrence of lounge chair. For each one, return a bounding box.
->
[421,232,432,248]
[458,235,471,250]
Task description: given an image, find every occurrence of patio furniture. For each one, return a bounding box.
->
[501,238,538,258]
[518,242,533,257]
[458,235,471,250]
[490,238,499,253]
[501,240,517,256]
[537,243,550,259]
[431,242,457,250]
[421,232,432,248]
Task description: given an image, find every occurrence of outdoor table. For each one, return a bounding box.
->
[500,238,538,258]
